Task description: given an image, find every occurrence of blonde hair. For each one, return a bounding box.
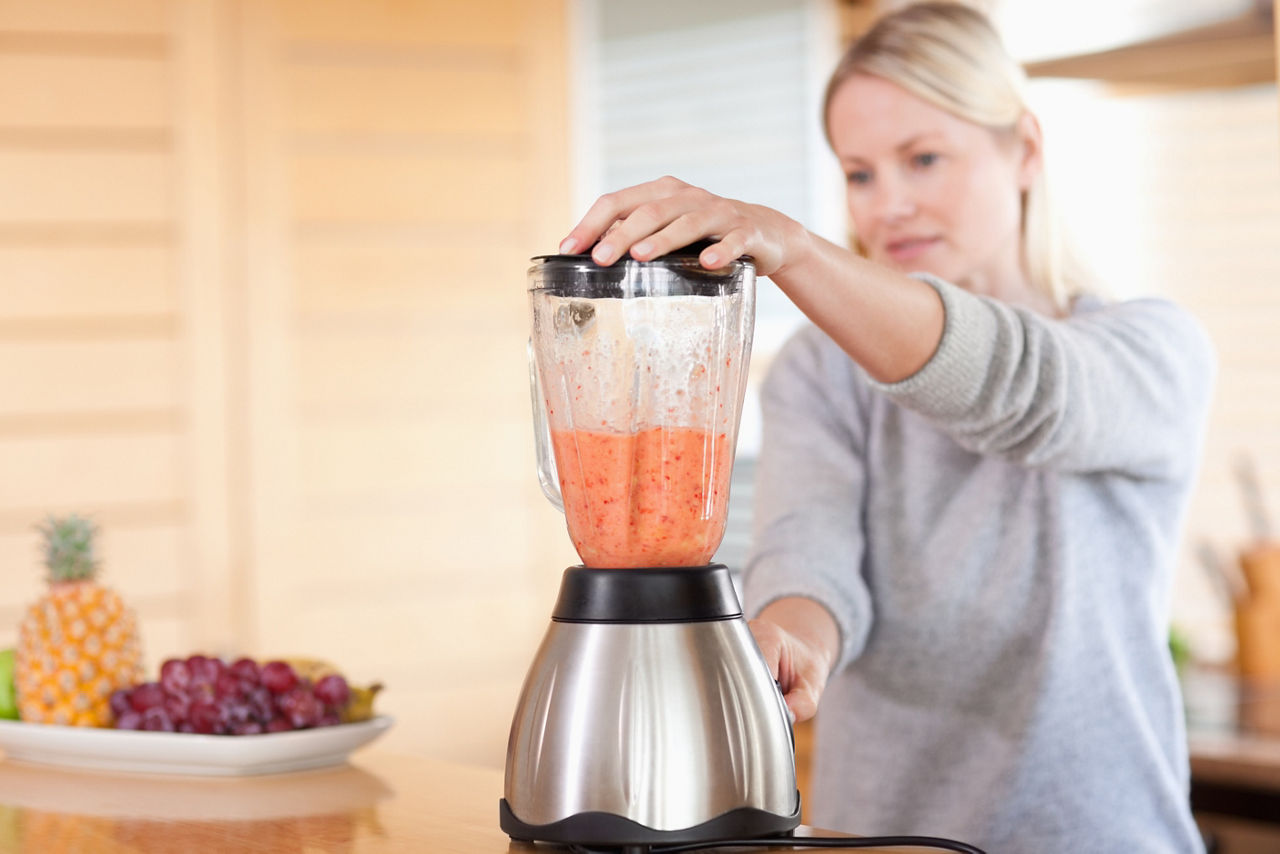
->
[824,2,1081,309]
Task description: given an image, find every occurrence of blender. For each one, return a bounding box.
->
[500,245,800,851]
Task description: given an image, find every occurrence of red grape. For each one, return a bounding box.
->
[189,681,215,705]
[109,688,132,718]
[277,687,321,728]
[115,710,143,730]
[247,686,274,723]
[159,658,192,693]
[189,702,220,735]
[129,682,165,713]
[113,654,357,736]
[163,690,190,722]
[224,699,255,725]
[260,661,299,695]
[215,671,243,701]
[185,654,212,685]
[229,657,260,684]
[313,674,350,709]
[141,707,175,732]
[187,655,224,686]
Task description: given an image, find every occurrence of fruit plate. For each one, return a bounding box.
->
[0,715,393,776]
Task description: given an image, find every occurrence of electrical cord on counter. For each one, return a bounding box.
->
[566,834,988,854]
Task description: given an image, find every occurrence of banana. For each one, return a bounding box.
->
[341,682,384,723]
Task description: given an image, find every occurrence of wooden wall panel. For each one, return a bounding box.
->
[0,55,169,128]
[170,0,239,655]
[286,66,525,136]
[293,245,530,316]
[0,0,572,769]
[289,154,529,224]
[288,498,536,597]
[296,331,524,411]
[277,0,523,47]
[0,248,173,318]
[285,592,546,684]
[297,419,529,501]
[0,152,171,222]
[0,340,178,414]
[0,435,180,512]
[241,0,572,765]
[0,0,208,663]
[0,0,168,34]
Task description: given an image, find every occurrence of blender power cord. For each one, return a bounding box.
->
[567,835,987,854]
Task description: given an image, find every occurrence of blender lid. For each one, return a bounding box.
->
[529,239,753,297]
[530,238,753,269]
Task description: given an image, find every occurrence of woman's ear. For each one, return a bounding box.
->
[1015,111,1044,191]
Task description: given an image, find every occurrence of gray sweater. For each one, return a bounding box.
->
[744,275,1215,853]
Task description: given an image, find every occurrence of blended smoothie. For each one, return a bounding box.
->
[551,426,733,568]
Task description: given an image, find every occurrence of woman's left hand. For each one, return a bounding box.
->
[558,175,809,277]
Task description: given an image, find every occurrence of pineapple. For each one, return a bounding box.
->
[15,515,143,726]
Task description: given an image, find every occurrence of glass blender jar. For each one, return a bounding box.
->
[503,245,799,850]
[528,243,754,568]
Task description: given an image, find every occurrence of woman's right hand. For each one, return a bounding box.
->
[748,598,840,723]
[558,176,811,278]
[563,177,945,387]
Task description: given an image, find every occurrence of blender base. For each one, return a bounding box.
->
[502,566,801,851]
[499,797,800,851]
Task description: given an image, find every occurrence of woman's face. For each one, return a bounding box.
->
[827,73,1035,292]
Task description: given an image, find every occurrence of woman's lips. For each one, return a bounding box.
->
[885,236,941,263]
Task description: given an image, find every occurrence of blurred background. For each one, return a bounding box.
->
[0,0,1276,776]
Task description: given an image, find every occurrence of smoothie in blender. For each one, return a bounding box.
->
[552,426,732,568]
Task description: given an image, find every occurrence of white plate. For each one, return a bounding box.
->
[0,715,393,776]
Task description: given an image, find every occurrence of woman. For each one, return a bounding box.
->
[558,3,1213,851]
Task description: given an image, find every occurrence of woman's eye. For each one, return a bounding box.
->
[846,170,872,186]
[911,152,939,169]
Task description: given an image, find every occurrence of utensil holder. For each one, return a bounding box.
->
[1235,543,1280,679]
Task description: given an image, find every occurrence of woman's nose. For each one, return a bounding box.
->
[872,175,917,222]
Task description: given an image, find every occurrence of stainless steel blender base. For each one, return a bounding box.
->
[502,567,800,847]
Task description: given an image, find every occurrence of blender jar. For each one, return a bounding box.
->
[528,245,755,568]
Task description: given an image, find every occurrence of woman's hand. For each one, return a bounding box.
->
[558,176,810,277]
[562,178,944,387]
[749,598,840,723]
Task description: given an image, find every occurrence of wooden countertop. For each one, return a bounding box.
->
[4,668,1274,852]
[1184,667,1280,791]
[0,749,951,853]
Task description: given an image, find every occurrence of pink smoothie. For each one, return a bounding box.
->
[551,427,733,568]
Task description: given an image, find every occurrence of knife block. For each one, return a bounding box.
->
[1235,544,1280,680]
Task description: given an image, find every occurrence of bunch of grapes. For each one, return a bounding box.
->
[110,655,351,735]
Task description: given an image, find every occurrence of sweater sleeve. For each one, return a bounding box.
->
[743,326,874,672]
[871,275,1216,479]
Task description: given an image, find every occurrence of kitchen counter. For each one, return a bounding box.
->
[0,748,954,853]
[1183,667,1280,835]
[3,673,1274,854]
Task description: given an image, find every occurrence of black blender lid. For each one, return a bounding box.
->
[531,238,753,268]
[529,239,753,297]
